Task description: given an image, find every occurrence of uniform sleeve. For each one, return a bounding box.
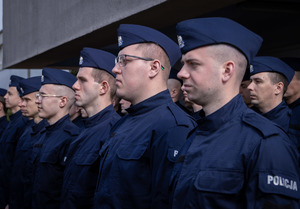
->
[246,134,300,209]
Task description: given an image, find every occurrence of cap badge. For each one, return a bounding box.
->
[41,75,44,82]
[177,35,185,48]
[118,36,123,47]
[79,56,83,65]
[250,64,254,73]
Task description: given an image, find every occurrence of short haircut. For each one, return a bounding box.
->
[52,85,75,109]
[208,44,248,83]
[136,43,171,81]
[91,69,117,101]
[268,72,289,94]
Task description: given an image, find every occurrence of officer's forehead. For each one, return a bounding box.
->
[118,44,141,56]
[40,84,56,92]
[250,72,270,80]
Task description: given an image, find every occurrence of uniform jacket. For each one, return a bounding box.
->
[170,94,300,209]
[31,115,79,209]
[9,119,48,209]
[0,111,29,208]
[288,98,300,152]
[0,116,8,139]
[61,105,120,209]
[93,90,196,209]
[262,100,291,133]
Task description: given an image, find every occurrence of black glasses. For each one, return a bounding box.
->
[115,54,165,70]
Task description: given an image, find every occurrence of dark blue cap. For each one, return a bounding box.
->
[280,57,300,72]
[79,47,116,78]
[19,76,41,97]
[41,68,77,90]
[176,17,263,64]
[117,24,181,67]
[169,68,183,85]
[9,75,24,87]
[250,56,295,84]
[0,88,7,97]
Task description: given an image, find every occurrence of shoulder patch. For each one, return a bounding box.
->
[259,172,300,199]
[242,110,280,138]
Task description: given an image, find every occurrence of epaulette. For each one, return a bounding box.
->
[63,123,80,136]
[242,110,280,139]
[168,103,196,127]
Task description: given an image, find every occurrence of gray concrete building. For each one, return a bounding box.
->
[2,0,300,70]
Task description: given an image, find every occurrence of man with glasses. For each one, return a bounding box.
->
[60,47,121,209]
[0,75,30,209]
[8,76,48,209]
[31,68,79,209]
[93,24,196,209]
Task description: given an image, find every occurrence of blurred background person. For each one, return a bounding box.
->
[0,88,8,139]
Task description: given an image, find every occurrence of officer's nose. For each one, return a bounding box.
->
[177,66,188,80]
[72,80,79,91]
[112,64,121,75]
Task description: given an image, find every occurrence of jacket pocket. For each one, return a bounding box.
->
[117,143,148,160]
[75,152,99,165]
[40,150,59,164]
[194,170,244,194]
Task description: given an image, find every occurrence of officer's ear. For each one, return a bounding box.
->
[221,60,235,83]
[99,81,109,95]
[274,82,284,95]
[59,96,68,108]
[149,59,161,78]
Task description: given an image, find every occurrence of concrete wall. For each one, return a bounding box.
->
[3,0,166,68]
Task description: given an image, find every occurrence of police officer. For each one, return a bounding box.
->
[282,57,300,151]
[60,47,121,209]
[239,68,253,108]
[0,75,30,209]
[0,88,8,139]
[247,56,294,132]
[119,98,131,115]
[182,90,202,120]
[171,17,300,208]
[168,68,182,102]
[282,57,300,108]
[69,102,85,129]
[93,24,196,209]
[8,76,48,209]
[31,68,80,209]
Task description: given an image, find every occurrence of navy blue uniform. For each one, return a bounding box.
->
[170,95,300,209]
[31,115,79,209]
[0,116,8,139]
[0,111,29,208]
[72,115,85,130]
[261,101,291,133]
[288,98,300,151]
[93,90,196,209]
[61,105,120,209]
[9,119,48,209]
